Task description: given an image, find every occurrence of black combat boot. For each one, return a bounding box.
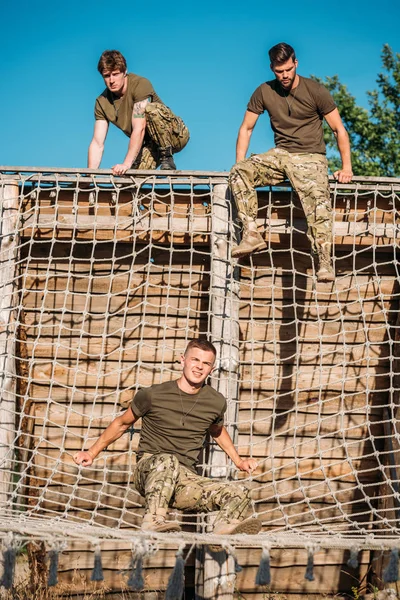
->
[159,146,176,170]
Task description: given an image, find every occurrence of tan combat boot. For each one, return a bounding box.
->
[208,517,263,552]
[141,508,181,533]
[231,218,267,259]
[316,243,335,282]
[213,516,263,536]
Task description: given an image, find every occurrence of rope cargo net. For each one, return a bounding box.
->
[0,168,400,586]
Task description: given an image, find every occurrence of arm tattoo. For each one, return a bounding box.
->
[133,97,150,119]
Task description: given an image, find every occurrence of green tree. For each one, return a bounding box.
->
[312,44,400,177]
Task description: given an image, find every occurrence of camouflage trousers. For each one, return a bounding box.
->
[133,452,251,523]
[229,148,332,252]
[132,103,190,169]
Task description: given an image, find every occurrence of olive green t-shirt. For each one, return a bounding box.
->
[94,73,163,137]
[247,76,336,154]
[131,380,226,472]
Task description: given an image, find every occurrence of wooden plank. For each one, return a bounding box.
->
[239,269,397,297]
[22,270,210,295]
[35,488,375,528]
[40,477,371,508]
[32,398,383,435]
[241,250,399,274]
[26,360,389,392]
[238,390,386,413]
[21,187,397,215]
[23,329,391,366]
[30,445,380,482]
[23,314,207,341]
[55,565,194,592]
[0,179,19,506]
[22,304,393,331]
[19,227,400,248]
[33,412,382,451]
[27,384,150,405]
[237,410,382,438]
[21,289,208,314]
[236,433,377,460]
[32,402,382,437]
[21,246,399,275]
[26,385,386,413]
[22,189,212,211]
[235,563,366,594]
[240,320,391,344]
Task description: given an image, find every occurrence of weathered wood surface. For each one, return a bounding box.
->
[0,180,19,508]
[51,543,370,595]
[18,187,400,247]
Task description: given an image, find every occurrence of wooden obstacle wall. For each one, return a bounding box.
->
[14,176,399,597]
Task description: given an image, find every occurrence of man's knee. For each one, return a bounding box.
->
[145,102,164,122]
[237,483,251,502]
[224,482,251,503]
[230,158,252,180]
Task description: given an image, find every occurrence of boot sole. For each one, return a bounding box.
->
[141,523,182,533]
[208,519,263,552]
[231,241,267,259]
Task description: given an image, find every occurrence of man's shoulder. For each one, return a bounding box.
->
[127,72,153,88]
[201,384,226,404]
[147,380,177,395]
[254,79,279,94]
[95,88,110,102]
[299,76,331,96]
[250,80,281,105]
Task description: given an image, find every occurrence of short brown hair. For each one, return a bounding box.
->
[184,338,217,359]
[97,50,127,75]
[269,42,296,66]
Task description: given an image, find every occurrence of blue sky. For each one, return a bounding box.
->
[1,0,399,172]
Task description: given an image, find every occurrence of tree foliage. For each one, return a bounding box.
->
[312,45,400,177]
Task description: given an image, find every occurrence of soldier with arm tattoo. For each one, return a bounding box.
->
[88,50,190,173]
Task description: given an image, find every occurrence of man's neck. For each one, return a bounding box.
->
[177,376,203,395]
[111,77,128,99]
[289,74,300,91]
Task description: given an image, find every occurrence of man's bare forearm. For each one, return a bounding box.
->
[122,128,146,168]
[87,417,131,458]
[336,129,352,172]
[235,127,252,163]
[88,141,104,169]
[211,426,242,466]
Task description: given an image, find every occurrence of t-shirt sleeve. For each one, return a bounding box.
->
[131,388,152,417]
[316,84,337,116]
[134,77,156,102]
[213,398,227,426]
[94,98,107,121]
[247,85,266,115]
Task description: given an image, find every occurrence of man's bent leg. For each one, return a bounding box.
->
[144,103,190,170]
[131,144,158,170]
[172,467,261,534]
[229,150,286,258]
[173,469,261,549]
[286,154,334,282]
[133,453,181,532]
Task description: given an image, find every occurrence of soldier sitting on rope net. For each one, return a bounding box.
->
[74,338,262,536]
[87,49,190,174]
[229,42,353,282]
